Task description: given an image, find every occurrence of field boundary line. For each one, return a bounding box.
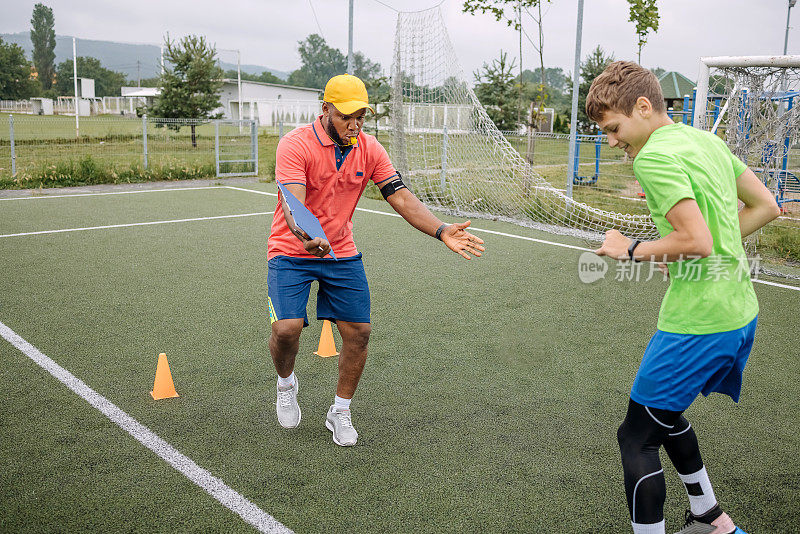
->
[0,319,292,534]
[0,186,223,201]
[227,186,800,292]
[228,187,800,291]
[225,185,277,196]
[3,184,795,291]
[0,212,270,238]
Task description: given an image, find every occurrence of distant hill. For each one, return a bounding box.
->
[1,32,290,82]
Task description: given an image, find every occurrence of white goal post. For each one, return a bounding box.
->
[693,55,800,129]
[690,54,800,280]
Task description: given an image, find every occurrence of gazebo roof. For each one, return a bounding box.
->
[658,71,696,100]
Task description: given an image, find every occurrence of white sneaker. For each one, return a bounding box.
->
[276,378,300,429]
[325,406,358,446]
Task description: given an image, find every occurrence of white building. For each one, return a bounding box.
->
[98,79,324,124]
[121,87,161,98]
[219,79,322,127]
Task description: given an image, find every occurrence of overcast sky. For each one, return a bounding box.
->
[3,0,799,83]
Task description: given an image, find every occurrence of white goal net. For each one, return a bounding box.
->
[695,57,800,206]
[695,56,800,279]
[388,7,658,242]
[389,8,799,280]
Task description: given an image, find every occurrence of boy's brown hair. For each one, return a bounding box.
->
[585,61,665,122]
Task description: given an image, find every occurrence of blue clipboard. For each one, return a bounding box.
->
[277,182,337,260]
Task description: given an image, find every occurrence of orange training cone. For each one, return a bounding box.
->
[150,353,179,399]
[314,320,339,358]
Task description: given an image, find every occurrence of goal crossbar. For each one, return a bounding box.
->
[693,55,800,128]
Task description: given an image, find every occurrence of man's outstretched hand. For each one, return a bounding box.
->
[441,221,485,260]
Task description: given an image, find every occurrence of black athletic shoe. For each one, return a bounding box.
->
[674,505,738,534]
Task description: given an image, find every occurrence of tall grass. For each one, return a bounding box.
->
[0,155,216,189]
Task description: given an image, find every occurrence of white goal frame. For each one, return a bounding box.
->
[693,55,800,130]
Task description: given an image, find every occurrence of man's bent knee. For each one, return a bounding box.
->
[339,322,371,348]
[271,319,304,346]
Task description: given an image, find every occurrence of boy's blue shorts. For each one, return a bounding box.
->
[267,253,370,326]
[631,316,757,411]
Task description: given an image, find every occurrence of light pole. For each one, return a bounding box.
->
[785,0,797,55]
[73,37,79,138]
[348,0,354,74]
[566,0,584,198]
[780,0,796,115]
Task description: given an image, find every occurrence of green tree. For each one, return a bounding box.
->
[256,71,286,84]
[651,66,666,78]
[30,3,56,91]
[150,35,224,146]
[519,67,571,124]
[223,69,285,85]
[463,0,552,128]
[552,113,569,134]
[363,76,391,139]
[138,76,161,87]
[474,50,521,131]
[351,53,381,81]
[578,45,615,133]
[627,0,659,64]
[54,56,127,97]
[287,34,382,89]
[0,38,39,99]
[520,67,567,94]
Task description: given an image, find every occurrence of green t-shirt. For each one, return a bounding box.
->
[634,122,758,334]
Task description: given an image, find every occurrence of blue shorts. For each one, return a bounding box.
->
[631,316,758,411]
[267,253,370,326]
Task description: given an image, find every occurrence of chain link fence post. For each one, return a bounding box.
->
[214,120,220,177]
[142,114,148,170]
[440,124,447,193]
[9,114,16,178]
[251,119,258,175]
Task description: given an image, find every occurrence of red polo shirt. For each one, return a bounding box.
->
[268,115,398,259]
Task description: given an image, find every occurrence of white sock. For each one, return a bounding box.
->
[679,466,717,516]
[334,395,351,410]
[277,372,296,388]
[631,519,665,534]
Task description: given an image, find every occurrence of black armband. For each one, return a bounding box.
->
[380,174,407,200]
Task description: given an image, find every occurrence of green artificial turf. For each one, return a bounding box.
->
[0,183,798,533]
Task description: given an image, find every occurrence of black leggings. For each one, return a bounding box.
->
[617,398,704,524]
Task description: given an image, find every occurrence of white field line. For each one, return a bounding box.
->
[225,188,799,292]
[460,227,592,252]
[224,186,277,196]
[2,185,796,291]
[0,320,292,534]
[0,186,223,201]
[0,212,270,238]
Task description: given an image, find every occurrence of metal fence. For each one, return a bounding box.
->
[499,130,800,215]
[0,100,32,114]
[1,111,796,216]
[1,97,153,117]
[499,131,641,212]
[1,114,258,185]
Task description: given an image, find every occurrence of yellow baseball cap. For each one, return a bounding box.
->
[323,74,374,115]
